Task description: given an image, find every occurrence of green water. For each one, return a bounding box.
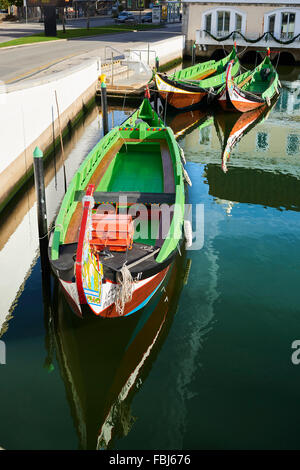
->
[0,65,300,450]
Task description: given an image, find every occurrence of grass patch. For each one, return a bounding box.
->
[0,36,60,48]
[0,24,164,48]
[57,23,164,38]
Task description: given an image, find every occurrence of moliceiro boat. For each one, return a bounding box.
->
[154,46,239,111]
[49,98,186,318]
[218,50,280,112]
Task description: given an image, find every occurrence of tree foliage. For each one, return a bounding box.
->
[0,0,23,8]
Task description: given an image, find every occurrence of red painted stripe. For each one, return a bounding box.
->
[75,184,95,305]
[225,60,234,93]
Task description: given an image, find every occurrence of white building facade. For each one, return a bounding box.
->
[182,0,300,62]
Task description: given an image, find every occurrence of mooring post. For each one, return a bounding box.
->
[100,74,109,136]
[33,146,53,372]
[192,42,196,65]
[33,146,48,241]
[155,56,159,72]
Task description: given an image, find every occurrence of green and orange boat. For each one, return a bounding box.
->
[154,46,240,111]
[49,98,187,318]
[217,50,280,112]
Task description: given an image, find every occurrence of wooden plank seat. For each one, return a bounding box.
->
[161,141,175,193]
[74,191,175,205]
[90,213,134,252]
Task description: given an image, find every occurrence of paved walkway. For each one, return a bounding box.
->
[0,24,182,85]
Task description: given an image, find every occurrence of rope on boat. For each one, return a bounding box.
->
[181,162,192,186]
[266,96,271,106]
[39,223,64,240]
[183,259,192,285]
[274,51,281,70]
[115,248,160,315]
[184,220,193,248]
[116,263,134,316]
[237,45,249,57]
[178,145,186,164]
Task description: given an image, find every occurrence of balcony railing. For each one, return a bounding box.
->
[196,30,300,49]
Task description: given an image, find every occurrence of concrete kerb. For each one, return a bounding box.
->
[0,38,67,51]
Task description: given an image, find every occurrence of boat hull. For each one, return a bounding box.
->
[225,85,265,112]
[60,267,169,319]
[219,58,278,113]
[158,91,207,111]
[155,74,207,111]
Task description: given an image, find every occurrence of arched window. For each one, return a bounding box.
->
[217,11,230,36]
[235,13,242,32]
[203,8,246,37]
[205,13,212,34]
[268,15,275,34]
[264,8,300,39]
[281,12,295,39]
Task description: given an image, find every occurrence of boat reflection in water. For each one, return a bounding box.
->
[46,251,189,450]
[214,102,276,173]
[167,109,213,141]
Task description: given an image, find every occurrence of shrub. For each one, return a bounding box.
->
[2,14,17,21]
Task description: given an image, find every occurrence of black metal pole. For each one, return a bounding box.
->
[86,1,90,30]
[33,146,48,241]
[40,233,54,373]
[192,42,196,65]
[44,6,57,37]
[154,88,158,113]
[155,56,159,72]
[164,94,168,125]
[100,75,109,136]
[62,7,66,34]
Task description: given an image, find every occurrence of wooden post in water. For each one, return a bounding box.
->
[100,74,109,136]
[33,146,54,372]
[33,147,48,241]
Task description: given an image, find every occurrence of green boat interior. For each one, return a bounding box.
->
[233,55,277,98]
[50,99,185,278]
[242,66,275,94]
[97,142,164,194]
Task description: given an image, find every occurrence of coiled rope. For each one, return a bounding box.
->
[116,264,134,316]
[181,162,192,186]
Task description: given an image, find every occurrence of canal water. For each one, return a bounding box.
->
[0,64,300,450]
